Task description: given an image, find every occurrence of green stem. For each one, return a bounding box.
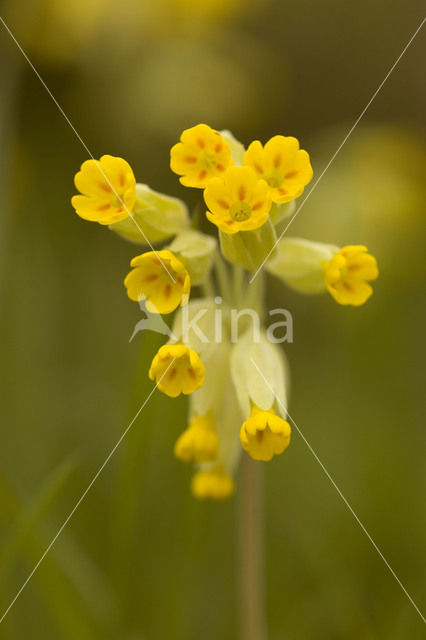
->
[201,273,215,298]
[238,456,267,640]
[214,251,232,303]
[233,264,245,309]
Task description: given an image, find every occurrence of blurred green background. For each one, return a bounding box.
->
[0,0,425,638]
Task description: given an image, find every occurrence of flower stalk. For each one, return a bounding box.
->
[238,456,267,640]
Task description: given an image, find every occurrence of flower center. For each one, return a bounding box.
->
[198,150,217,170]
[264,169,284,189]
[229,201,252,222]
[111,192,125,209]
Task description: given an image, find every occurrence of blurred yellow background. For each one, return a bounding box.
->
[0,0,425,637]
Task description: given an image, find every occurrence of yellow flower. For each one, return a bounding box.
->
[323,245,379,306]
[191,466,235,500]
[124,250,190,314]
[174,412,219,463]
[149,344,205,398]
[71,155,136,225]
[240,406,291,462]
[244,135,313,204]
[203,166,271,234]
[170,124,233,188]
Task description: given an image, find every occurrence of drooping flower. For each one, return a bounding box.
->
[71,155,136,225]
[240,406,291,462]
[244,135,313,204]
[191,466,235,500]
[174,412,220,463]
[149,344,205,397]
[204,166,271,234]
[323,245,379,306]
[170,124,233,188]
[124,250,190,314]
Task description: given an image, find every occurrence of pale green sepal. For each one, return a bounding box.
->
[214,384,244,474]
[270,200,296,225]
[109,183,189,245]
[190,341,231,418]
[219,218,277,271]
[219,130,245,165]
[230,330,289,419]
[167,230,216,286]
[266,237,338,294]
[196,384,244,475]
[171,297,229,358]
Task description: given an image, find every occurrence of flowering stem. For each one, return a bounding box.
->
[201,274,215,298]
[214,251,232,303]
[238,455,267,640]
[233,265,245,308]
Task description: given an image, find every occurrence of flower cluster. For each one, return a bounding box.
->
[71,124,379,500]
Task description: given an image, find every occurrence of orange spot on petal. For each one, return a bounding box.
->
[274,154,282,168]
[184,156,197,163]
[238,186,246,200]
[285,170,298,179]
[217,199,230,209]
[252,201,263,211]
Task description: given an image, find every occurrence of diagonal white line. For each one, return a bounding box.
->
[250,357,426,624]
[249,16,426,284]
[0,358,176,625]
[0,15,176,283]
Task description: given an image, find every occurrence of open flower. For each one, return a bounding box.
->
[204,166,271,234]
[191,466,235,500]
[174,412,220,463]
[323,245,379,306]
[244,135,312,204]
[71,155,136,224]
[170,124,233,188]
[124,250,190,314]
[149,344,205,398]
[240,406,291,462]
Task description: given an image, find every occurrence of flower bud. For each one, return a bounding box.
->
[219,129,245,165]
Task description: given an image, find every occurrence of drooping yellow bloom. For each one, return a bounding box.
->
[71,155,136,225]
[204,166,271,234]
[240,406,291,462]
[149,344,205,397]
[124,250,190,314]
[170,124,233,188]
[323,245,379,306]
[191,466,235,500]
[244,135,313,204]
[174,412,219,463]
